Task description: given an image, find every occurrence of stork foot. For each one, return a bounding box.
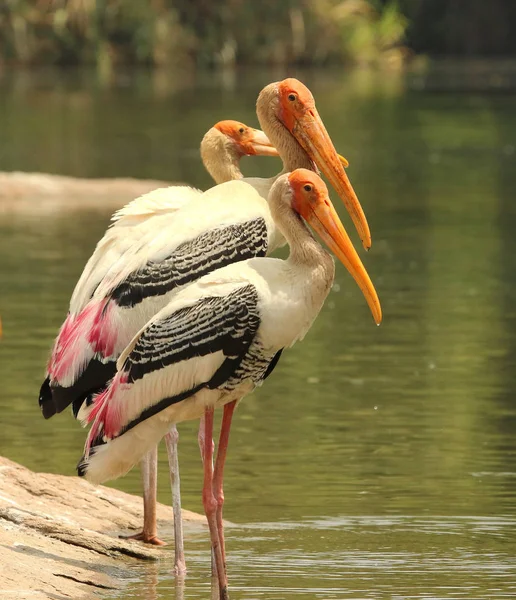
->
[121,531,167,546]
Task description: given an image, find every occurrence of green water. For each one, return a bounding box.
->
[1,64,516,599]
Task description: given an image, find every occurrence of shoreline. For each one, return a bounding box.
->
[0,456,206,599]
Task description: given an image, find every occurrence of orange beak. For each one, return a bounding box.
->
[306,192,381,325]
[246,128,280,157]
[249,130,350,166]
[292,109,370,250]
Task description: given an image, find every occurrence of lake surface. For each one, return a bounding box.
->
[1,62,516,599]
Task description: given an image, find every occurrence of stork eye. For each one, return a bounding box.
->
[239,127,245,134]
[303,184,312,192]
[288,93,297,102]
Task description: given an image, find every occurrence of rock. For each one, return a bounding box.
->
[0,171,176,215]
[0,456,206,599]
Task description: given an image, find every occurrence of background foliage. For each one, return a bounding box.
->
[1,0,515,69]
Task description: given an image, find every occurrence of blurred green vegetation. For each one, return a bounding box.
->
[0,1,406,69]
[2,1,515,69]
[2,1,516,70]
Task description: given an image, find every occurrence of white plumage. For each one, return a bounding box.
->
[70,185,201,316]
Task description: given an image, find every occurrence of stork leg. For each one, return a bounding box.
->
[198,414,215,464]
[122,447,166,546]
[212,400,237,569]
[198,415,217,577]
[202,407,229,600]
[164,424,187,576]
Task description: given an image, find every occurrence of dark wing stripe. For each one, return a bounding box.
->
[119,382,207,437]
[126,285,260,383]
[261,348,284,381]
[111,218,268,308]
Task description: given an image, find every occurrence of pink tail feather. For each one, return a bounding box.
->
[84,372,128,456]
[87,299,118,357]
[49,304,99,383]
[49,299,119,386]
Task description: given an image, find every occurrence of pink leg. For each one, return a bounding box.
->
[198,416,217,577]
[202,407,229,600]
[121,447,166,546]
[212,400,236,569]
[165,425,187,576]
[198,415,215,464]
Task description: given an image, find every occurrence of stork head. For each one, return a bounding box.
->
[213,120,279,157]
[288,169,381,325]
[257,78,367,250]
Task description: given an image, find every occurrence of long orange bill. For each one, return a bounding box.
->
[293,110,371,250]
[250,129,350,166]
[307,195,381,325]
[249,128,280,156]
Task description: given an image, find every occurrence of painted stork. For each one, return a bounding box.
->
[78,168,382,600]
[40,79,365,569]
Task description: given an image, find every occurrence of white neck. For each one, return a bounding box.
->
[200,128,243,184]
